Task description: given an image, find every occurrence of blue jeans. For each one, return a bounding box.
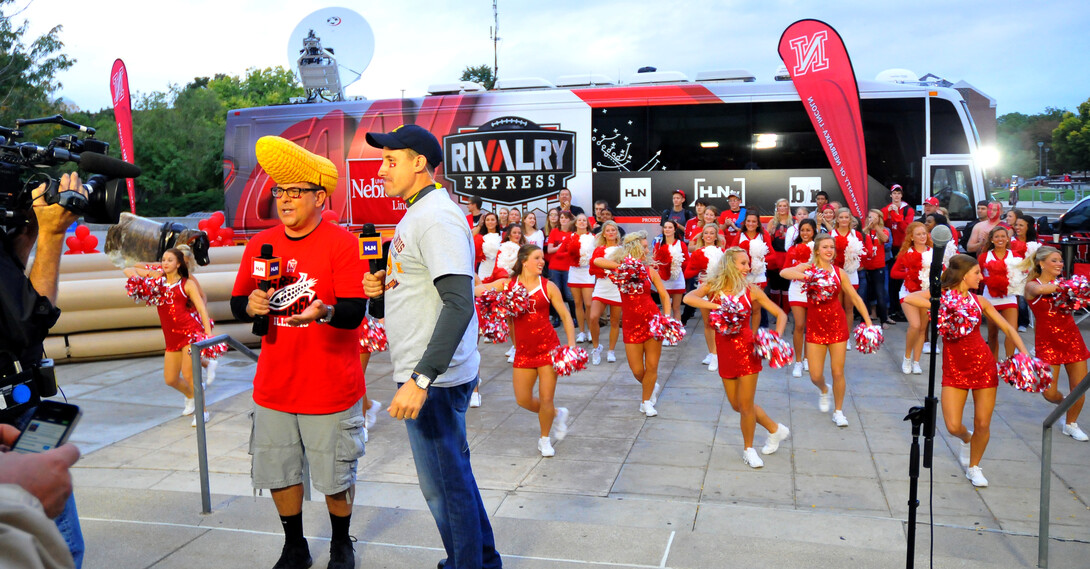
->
[404,378,502,569]
[863,267,889,323]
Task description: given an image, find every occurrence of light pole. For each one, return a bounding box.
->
[1045,147,1051,177]
[1038,141,1045,177]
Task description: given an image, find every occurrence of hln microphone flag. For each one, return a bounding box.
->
[110,59,137,214]
[778,20,868,218]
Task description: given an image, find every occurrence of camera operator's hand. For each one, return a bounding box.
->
[32,172,84,237]
[0,426,80,518]
[247,287,273,317]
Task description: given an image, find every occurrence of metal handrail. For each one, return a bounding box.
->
[1038,370,1090,568]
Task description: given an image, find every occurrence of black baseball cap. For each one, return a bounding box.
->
[365,124,443,168]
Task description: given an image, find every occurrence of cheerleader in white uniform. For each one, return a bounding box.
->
[785,219,817,377]
[653,219,689,325]
[685,223,727,371]
[588,221,624,365]
[564,214,597,343]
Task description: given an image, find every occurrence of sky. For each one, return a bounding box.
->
[14,0,1090,116]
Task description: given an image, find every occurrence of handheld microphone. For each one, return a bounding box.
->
[928,225,952,296]
[251,244,281,336]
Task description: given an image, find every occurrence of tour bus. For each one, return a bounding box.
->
[222,73,988,235]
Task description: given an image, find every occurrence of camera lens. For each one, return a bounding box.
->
[81,175,127,224]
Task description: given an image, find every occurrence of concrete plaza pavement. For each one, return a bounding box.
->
[59,318,1090,568]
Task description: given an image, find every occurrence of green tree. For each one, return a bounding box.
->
[461,64,495,90]
[1052,98,1090,173]
[996,107,1067,177]
[0,0,74,123]
[207,66,303,118]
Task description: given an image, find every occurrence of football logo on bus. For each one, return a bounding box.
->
[443,116,576,205]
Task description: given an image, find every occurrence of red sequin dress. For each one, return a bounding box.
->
[157,278,205,352]
[942,293,998,389]
[805,267,849,345]
[715,290,762,378]
[620,271,659,345]
[1029,279,1090,365]
[509,277,559,368]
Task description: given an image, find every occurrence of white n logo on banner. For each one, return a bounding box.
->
[789,31,829,76]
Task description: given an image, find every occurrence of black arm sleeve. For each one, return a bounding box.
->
[329,297,366,329]
[230,295,254,323]
[414,274,474,379]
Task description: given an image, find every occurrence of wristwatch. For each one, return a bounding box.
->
[317,303,335,324]
[410,371,433,390]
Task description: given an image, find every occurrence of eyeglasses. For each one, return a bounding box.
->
[270,186,319,199]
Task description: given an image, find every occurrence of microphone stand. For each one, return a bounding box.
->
[904,229,949,569]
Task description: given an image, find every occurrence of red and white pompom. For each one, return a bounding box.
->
[551,345,589,376]
[801,266,839,304]
[607,256,649,294]
[999,353,1053,393]
[186,332,228,359]
[475,290,511,343]
[1051,275,1090,314]
[753,328,794,368]
[650,313,687,343]
[359,319,388,353]
[125,274,167,306]
[852,323,884,354]
[937,289,980,340]
[708,295,748,335]
[506,284,534,316]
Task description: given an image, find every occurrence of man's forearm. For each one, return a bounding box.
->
[27,232,66,305]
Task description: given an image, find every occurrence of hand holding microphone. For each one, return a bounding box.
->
[251,244,281,336]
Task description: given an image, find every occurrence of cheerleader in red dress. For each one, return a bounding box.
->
[123,248,214,422]
[781,235,872,427]
[732,213,773,331]
[685,223,727,371]
[979,225,1023,360]
[786,219,818,377]
[832,209,865,345]
[684,247,790,468]
[475,244,577,456]
[1024,246,1089,441]
[902,255,1029,487]
[588,221,624,365]
[890,222,934,375]
[653,219,689,324]
[594,232,672,417]
[563,214,597,344]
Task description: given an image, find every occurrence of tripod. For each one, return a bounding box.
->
[904,226,950,569]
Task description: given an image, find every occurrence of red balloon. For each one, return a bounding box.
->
[210,211,225,229]
[219,228,235,243]
[75,225,90,239]
[65,236,81,253]
[83,234,99,251]
[322,210,339,224]
[198,219,209,231]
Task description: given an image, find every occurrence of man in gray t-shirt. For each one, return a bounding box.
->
[363,125,501,569]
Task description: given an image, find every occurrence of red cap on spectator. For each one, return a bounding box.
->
[672,189,686,199]
[925,197,940,206]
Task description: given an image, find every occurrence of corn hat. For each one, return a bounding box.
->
[255,136,338,194]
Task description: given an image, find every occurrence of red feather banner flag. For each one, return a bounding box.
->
[110,59,137,214]
[778,20,868,218]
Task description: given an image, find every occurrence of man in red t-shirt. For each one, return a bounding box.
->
[882,184,914,320]
[230,136,367,569]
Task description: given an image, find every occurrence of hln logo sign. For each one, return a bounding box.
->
[617,178,652,208]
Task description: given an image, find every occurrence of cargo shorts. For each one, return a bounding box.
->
[249,398,366,496]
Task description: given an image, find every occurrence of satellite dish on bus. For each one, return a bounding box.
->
[287,7,374,102]
[875,68,919,84]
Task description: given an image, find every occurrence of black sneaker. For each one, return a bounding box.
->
[327,539,355,569]
[273,539,312,569]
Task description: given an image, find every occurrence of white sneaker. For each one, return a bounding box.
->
[846,339,853,351]
[607,350,617,363]
[965,465,988,487]
[803,359,809,372]
[576,332,587,343]
[205,359,218,386]
[701,353,714,365]
[792,362,803,378]
[922,341,931,354]
[818,385,831,413]
[507,350,516,363]
[182,397,196,416]
[912,361,922,375]
[650,382,662,406]
[640,400,658,417]
[742,447,764,468]
[832,410,849,427]
[469,391,482,408]
[191,411,210,427]
[592,347,602,366]
[538,437,556,457]
[1063,423,1089,442]
[505,346,515,357]
[761,424,790,455]
[365,399,382,430]
[552,407,570,441]
[902,357,912,375]
[959,434,972,467]
[708,358,718,372]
